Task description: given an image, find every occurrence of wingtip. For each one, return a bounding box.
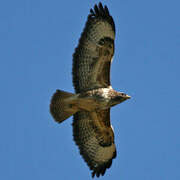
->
[89,2,109,17]
[88,2,115,33]
[90,158,115,178]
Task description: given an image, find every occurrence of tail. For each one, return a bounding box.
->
[50,90,78,123]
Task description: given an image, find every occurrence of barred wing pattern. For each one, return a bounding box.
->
[73,109,116,177]
[72,3,117,177]
[72,2,115,93]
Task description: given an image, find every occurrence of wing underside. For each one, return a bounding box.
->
[73,109,116,177]
[72,3,115,93]
[72,3,117,178]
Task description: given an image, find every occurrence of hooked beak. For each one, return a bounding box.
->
[125,95,131,99]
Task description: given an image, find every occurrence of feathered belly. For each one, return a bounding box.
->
[77,88,113,111]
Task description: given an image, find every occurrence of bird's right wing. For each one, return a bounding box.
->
[73,109,116,178]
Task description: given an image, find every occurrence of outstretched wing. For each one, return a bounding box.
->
[73,109,116,178]
[73,3,115,93]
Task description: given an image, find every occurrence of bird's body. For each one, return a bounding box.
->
[50,2,130,178]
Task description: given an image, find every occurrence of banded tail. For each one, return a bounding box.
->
[50,90,78,123]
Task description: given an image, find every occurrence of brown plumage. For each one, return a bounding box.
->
[50,2,130,178]
[73,3,115,93]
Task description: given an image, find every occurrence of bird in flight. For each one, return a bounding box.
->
[50,2,130,178]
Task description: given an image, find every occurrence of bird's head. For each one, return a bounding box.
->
[111,92,131,106]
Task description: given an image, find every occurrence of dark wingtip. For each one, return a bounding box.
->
[92,172,95,178]
[89,2,109,17]
[104,5,109,15]
[88,2,115,33]
[90,8,94,15]
[94,4,99,15]
[98,2,103,9]
[90,150,117,178]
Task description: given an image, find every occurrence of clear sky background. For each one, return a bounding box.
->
[0,0,180,179]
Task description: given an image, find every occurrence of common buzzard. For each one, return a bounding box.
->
[50,2,130,178]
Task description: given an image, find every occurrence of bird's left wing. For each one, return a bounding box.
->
[73,109,116,178]
[73,3,115,93]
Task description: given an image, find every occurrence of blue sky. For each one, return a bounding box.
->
[0,0,180,179]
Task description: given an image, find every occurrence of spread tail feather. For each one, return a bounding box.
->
[50,90,78,123]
